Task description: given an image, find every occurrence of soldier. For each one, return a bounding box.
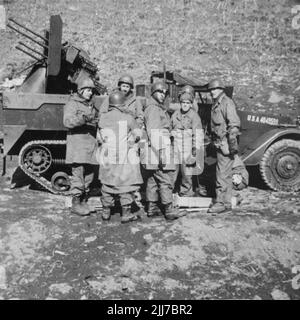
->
[207,79,241,214]
[63,77,98,216]
[97,91,143,224]
[168,85,199,114]
[100,74,144,128]
[171,92,204,197]
[143,80,187,220]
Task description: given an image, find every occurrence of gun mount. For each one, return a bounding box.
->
[6,16,107,95]
[0,15,107,194]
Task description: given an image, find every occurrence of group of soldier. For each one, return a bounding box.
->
[63,73,249,223]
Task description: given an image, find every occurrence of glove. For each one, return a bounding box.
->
[232,173,243,186]
[228,137,239,155]
[185,147,196,165]
[83,113,96,123]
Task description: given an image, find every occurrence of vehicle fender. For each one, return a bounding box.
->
[240,128,300,166]
[2,125,27,156]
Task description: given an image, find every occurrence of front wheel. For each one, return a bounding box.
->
[259,139,300,192]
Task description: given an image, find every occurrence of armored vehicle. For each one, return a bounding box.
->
[0,15,107,194]
[136,70,300,192]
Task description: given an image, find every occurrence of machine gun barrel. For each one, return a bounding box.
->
[7,23,48,49]
[18,41,47,59]
[16,46,40,61]
[8,18,48,43]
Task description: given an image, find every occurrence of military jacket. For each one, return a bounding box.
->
[141,97,175,170]
[210,92,240,141]
[63,94,98,164]
[97,106,143,190]
[171,108,204,174]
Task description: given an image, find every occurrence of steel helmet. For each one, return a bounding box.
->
[178,85,195,98]
[208,79,225,91]
[179,92,193,103]
[109,91,126,107]
[77,77,95,91]
[118,74,134,88]
[151,81,169,95]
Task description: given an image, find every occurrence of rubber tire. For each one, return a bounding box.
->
[259,139,300,192]
[51,171,71,192]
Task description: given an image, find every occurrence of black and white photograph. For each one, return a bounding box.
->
[0,0,299,302]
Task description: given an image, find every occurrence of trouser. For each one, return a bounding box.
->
[215,150,234,206]
[70,164,95,197]
[146,169,174,205]
[174,164,194,197]
[101,189,135,208]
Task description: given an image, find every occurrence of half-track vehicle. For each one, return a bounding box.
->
[1,15,299,194]
[0,15,107,194]
[136,70,300,192]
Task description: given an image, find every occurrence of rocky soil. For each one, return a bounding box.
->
[0,158,300,300]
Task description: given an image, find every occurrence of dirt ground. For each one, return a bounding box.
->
[0,158,299,300]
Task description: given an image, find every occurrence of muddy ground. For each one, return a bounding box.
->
[0,158,299,300]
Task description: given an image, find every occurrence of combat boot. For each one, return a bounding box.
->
[195,185,208,197]
[121,205,140,224]
[147,201,162,217]
[101,207,111,221]
[164,203,187,221]
[71,196,90,216]
[207,202,231,215]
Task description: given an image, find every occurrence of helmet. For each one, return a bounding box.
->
[179,92,193,103]
[208,79,225,91]
[109,91,126,107]
[151,81,169,95]
[118,74,134,88]
[77,77,95,91]
[178,85,195,98]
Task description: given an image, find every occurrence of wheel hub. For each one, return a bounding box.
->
[51,171,70,192]
[22,145,52,174]
[275,153,299,179]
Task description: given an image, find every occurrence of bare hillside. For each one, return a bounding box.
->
[0,0,299,113]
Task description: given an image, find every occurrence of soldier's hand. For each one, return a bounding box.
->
[83,113,96,123]
[228,137,239,155]
[192,147,197,157]
[232,173,243,186]
[186,155,196,165]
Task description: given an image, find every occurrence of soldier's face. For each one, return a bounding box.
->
[180,100,192,113]
[153,90,166,104]
[119,83,131,95]
[81,88,93,100]
[210,88,223,99]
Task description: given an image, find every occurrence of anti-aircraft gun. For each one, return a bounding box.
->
[0,15,107,194]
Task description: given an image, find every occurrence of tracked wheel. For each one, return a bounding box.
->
[259,139,300,192]
[21,145,52,174]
